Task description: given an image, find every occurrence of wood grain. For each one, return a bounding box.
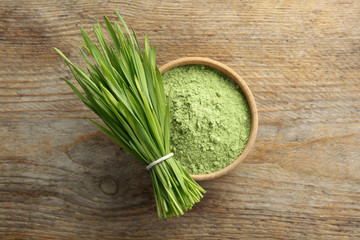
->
[1,0,359,239]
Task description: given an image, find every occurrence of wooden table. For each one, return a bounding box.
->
[1,1,359,239]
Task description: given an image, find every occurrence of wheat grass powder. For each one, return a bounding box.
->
[163,65,251,174]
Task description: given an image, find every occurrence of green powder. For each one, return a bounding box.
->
[163,65,251,174]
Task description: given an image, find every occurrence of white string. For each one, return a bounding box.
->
[146,153,174,170]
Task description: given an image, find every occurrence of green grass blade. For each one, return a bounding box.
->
[55,12,205,220]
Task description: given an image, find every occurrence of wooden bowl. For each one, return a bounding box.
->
[159,57,258,181]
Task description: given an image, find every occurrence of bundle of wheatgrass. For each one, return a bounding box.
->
[54,12,205,219]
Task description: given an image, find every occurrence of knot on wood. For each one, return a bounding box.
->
[99,176,118,195]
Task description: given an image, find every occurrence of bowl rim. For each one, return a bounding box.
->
[159,57,258,181]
